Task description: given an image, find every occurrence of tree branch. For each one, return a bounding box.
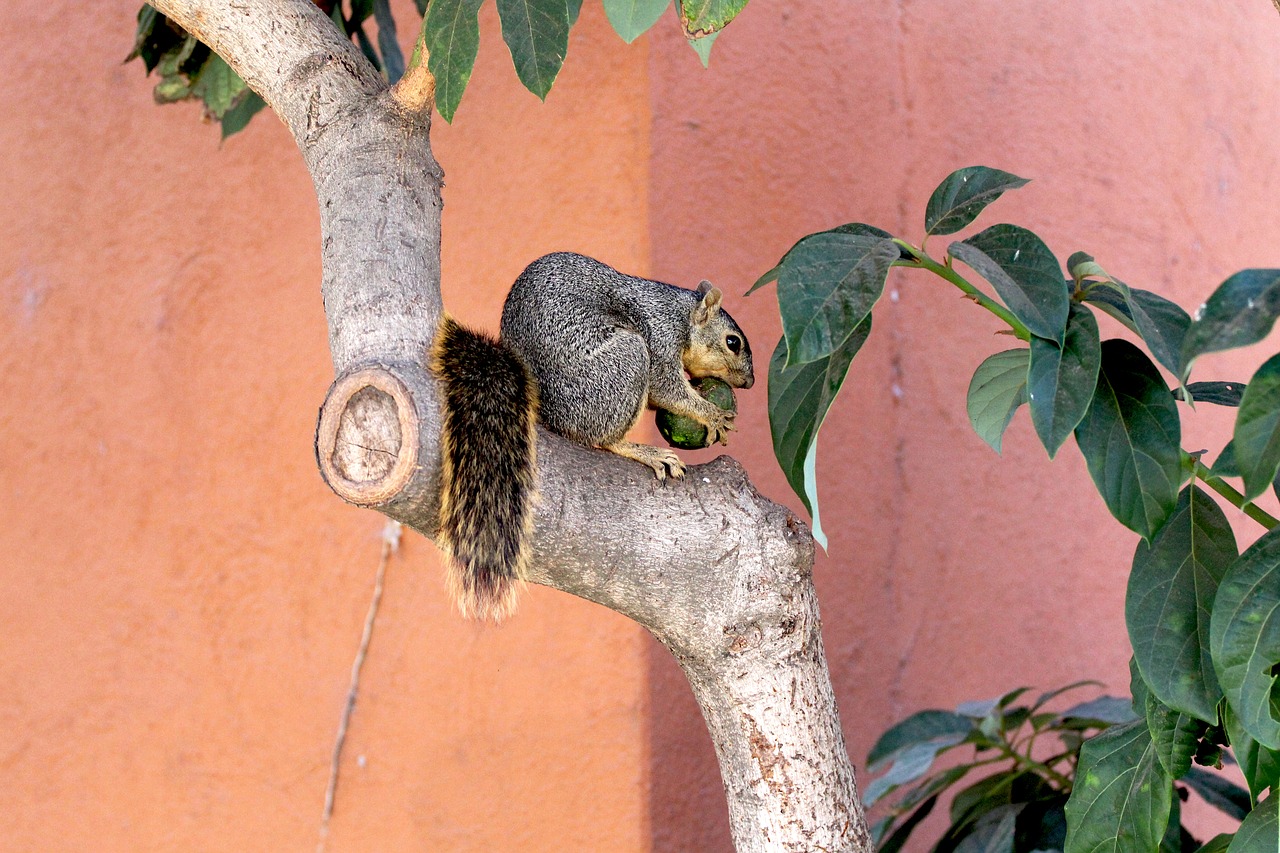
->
[147,1,868,848]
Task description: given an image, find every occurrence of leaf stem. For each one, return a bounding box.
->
[1191,459,1279,529]
[894,240,1032,342]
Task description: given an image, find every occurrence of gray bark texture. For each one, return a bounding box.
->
[146,1,870,849]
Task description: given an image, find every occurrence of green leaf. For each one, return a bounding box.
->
[967,349,1030,454]
[686,30,719,67]
[768,317,872,550]
[220,91,267,139]
[677,0,749,36]
[567,0,583,26]
[1059,695,1141,727]
[1181,768,1251,821]
[1226,794,1277,853]
[1211,525,1280,750]
[1064,720,1172,853]
[372,0,406,82]
[868,710,977,770]
[1145,690,1207,777]
[1029,303,1101,457]
[777,231,898,366]
[1182,270,1280,376]
[191,53,246,119]
[951,225,1069,343]
[1031,680,1106,714]
[1081,278,1191,378]
[1181,382,1247,407]
[953,803,1022,853]
[426,0,484,122]
[1223,702,1280,800]
[924,167,1030,237]
[496,0,569,100]
[878,795,939,853]
[864,740,958,807]
[1196,835,1235,853]
[748,223,896,296]
[1127,486,1237,723]
[1233,353,1280,502]
[604,0,668,42]
[1212,441,1241,479]
[1132,657,1153,716]
[1074,340,1182,540]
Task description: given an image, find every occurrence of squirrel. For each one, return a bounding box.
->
[430,251,755,620]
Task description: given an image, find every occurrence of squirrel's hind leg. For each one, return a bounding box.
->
[603,440,686,481]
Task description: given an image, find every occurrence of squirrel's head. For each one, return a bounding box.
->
[684,280,755,390]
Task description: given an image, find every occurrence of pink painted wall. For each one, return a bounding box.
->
[3,0,1279,850]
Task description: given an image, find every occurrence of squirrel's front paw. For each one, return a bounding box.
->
[701,408,737,446]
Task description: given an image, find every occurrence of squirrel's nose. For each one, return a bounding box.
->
[740,371,755,390]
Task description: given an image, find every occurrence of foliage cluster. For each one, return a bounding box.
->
[752,167,1280,851]
[127,0,750,132]
[863,683,1261,852]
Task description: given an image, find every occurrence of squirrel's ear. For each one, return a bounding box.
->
[693,282,723,325]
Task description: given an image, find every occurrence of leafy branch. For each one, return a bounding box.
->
[755,165,1280,851]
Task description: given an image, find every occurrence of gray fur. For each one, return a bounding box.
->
[500,252,754,447]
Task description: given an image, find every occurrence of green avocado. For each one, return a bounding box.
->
[657,377,738,450]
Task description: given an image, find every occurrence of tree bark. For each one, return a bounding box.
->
[145,2,870,849]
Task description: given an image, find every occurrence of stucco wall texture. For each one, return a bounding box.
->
[3,1,1279,850]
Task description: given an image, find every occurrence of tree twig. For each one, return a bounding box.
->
[317,520,402,853]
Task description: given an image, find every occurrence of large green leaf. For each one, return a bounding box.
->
[768,316,872,550]
[967,349,1030,454]
[868,710,976,770]
[1233,354,1280,502]
[951,225,1070,343]
[1182,270,1280,375]
[1064,720,1172,853]
[1226,794,1277,853]
[1223,703,1280,800]
[747,223,895,295]
[924,167,1029,237]
[604,0,668,42]
[1029,303,1101,457]
[776,231,898,366]
[1127,486,1236,722]
[426,0,484,122]
[1083,279,1191,378]
[1074,340,1182,540]
[677,0,749,36]
[1211,525,1280,750]
[1145,690,1206,778]
[496,0,569,99]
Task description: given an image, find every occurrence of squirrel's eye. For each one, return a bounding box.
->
[725,334,741,355]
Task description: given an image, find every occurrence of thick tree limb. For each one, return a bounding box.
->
[147,1,868,849]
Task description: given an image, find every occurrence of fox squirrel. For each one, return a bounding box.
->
[431,252,755,620]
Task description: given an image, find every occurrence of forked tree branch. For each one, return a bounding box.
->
[145,2,868,849]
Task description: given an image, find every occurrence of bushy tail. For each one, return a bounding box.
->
[430,315,538,621]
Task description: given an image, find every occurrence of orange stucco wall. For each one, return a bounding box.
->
[4,1,1280,850]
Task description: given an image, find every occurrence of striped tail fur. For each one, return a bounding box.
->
[430,315,539,620]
